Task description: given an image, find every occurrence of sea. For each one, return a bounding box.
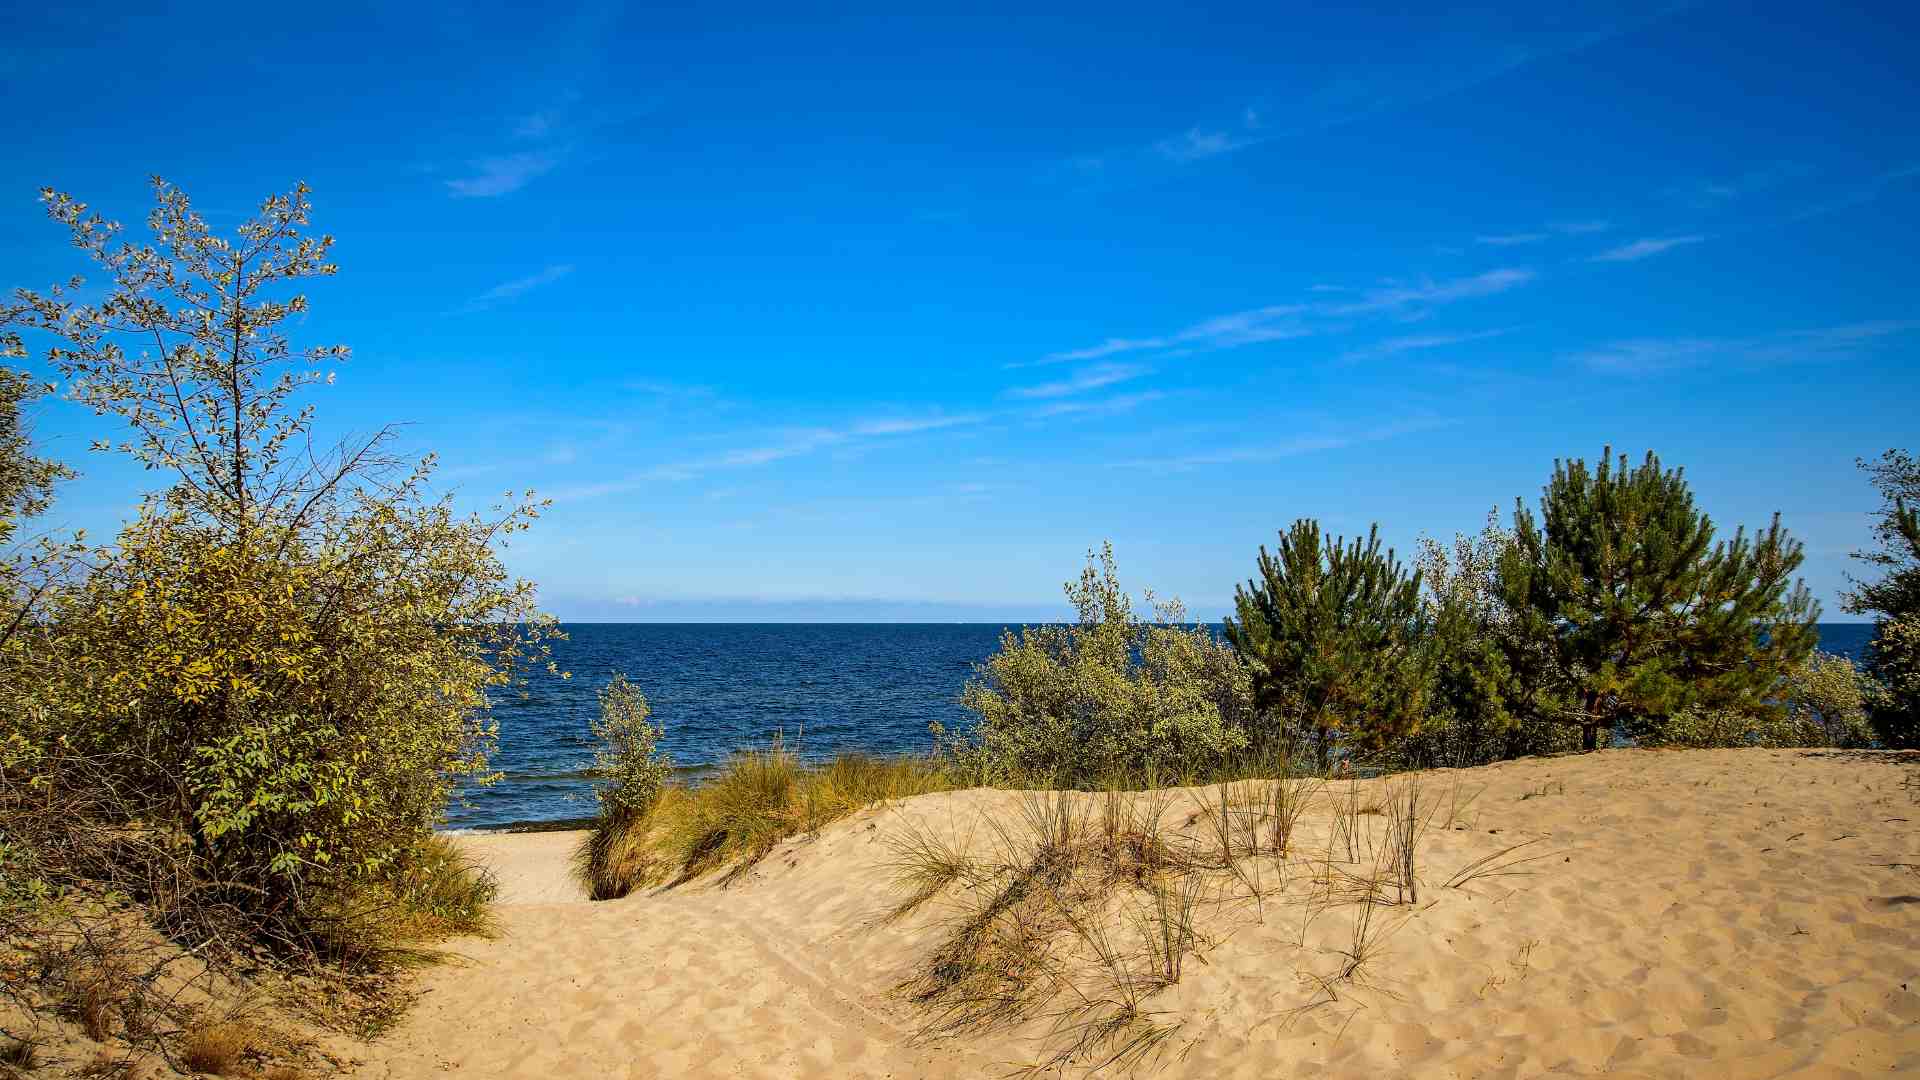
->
[447,621,1880,830]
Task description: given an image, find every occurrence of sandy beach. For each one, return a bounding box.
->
[339,749,1920,1078]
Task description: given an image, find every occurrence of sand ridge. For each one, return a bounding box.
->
[350,750,1920,1078]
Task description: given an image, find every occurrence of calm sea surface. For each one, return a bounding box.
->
[448,621,1880,830]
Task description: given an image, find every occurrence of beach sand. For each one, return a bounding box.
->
[351,749,1920,1078]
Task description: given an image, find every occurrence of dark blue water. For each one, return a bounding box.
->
[451,623,1009,828]
[448,621,1880,829]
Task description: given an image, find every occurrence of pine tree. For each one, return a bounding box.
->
[1497,448,1818,750]
[1224,519,1427,767]
[1846,449,1920,746]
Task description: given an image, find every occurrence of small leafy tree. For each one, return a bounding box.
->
[1647,651,1871,749]
[940,542,1254,787]
[1861,614,1920,748]
[1497,448,1818,751]
[1391,512,1576,767]
[575,673,671,900]
[4,180,554,921]
[1224,520,1428,768]
[589,673,672,821]
[1846,450,1920,747]
[1775,651,1873,747]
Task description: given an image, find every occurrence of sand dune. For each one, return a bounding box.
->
[351,750,1920,1078]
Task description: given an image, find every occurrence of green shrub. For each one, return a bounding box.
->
[938,543,1254,788]
[575,674,672,900]
[589,674,672,820]
[1642,651,1872,749]
[1862,614,1920,748]
[0,180,548,948]
[1846,451,1920,746]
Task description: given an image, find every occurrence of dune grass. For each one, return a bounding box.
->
[576,745,953,898]
[880,759,1547,1076]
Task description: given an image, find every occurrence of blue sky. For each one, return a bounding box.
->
[3,1,1916,621]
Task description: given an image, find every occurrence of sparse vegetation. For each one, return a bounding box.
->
[884,764,1534,1076]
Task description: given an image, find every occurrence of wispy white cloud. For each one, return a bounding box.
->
[1112,417,1452,472]
[1589,235,1705,263]
[1466,220,1608,250]
[1030,391,1166,418]
[1574,337,1719,373]
[1476,232,1548,246]
[549,412,986,501]
[446,151,564,198]
[1027,268,1534,372]
[1008,362,1151,399]
[1033,305,1310,366]
[1341,327,1511,363]
[1327,268,1536,315]
[847,414,983,437]
[446,95,587,198]
[1156,127,1262,163]
[1574,319,1920,374]
[460,263,574,311]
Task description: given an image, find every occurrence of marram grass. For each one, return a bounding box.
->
[576,745,952,898]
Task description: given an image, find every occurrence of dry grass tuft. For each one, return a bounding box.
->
[894,788,1223,1074]
[178,1019,252,1076]
[573,807,656,901]
[883,816,984,922]
[1380,774,1432,904]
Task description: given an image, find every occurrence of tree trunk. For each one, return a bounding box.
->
[1579,689,1603,752]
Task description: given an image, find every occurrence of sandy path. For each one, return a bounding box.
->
[351,750,1920,1078]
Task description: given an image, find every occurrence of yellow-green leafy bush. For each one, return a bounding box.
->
[1646,651,1871,749]
[938,543,1254,787]
[0,180,551,941]
[575,674,672,900]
